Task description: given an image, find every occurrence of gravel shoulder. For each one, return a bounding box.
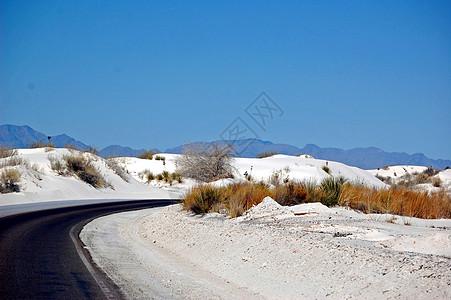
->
[81,201,451,299]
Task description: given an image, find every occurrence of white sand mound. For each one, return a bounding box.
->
[241,196,293,220]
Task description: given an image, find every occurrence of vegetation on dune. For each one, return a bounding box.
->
[0,169,21,193]
[49,154,110,188]
[0,146,18,159]
[138,150,157,160]
[182,177,451,219]
[257,151,279,159]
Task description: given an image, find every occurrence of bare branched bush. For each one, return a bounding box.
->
[0,169,21,193]
[175,143,234,182]
[0,146,18,158]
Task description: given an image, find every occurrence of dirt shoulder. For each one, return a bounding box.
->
[81,201,451,299]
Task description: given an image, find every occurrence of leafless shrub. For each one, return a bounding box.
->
[48,155,67,175]
[175,143,234,182]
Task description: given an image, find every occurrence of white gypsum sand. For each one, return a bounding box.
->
[81,199,451,299]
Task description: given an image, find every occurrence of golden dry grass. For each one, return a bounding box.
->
[182,180,451,219]
[339,184,451,219]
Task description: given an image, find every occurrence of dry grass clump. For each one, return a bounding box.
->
[339,185,451,219]
[0,156,30,169]
[0,169,21,193]
[272,182,310,206]
[182,176,450,219]
[257,151,278,159]
[48,154,109,188]
[183,185,224,214]
[28,140,55,148]
[0,146,18,158]
[223,182,272,217]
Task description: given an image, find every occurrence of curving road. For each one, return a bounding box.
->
[0,199,175,300]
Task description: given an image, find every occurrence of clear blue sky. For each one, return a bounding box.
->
[1,1,450,158]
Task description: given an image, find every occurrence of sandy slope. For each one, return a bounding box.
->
[81,200,451,299]
[0,148,175,206]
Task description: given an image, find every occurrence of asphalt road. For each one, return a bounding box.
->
[0,199,175,300]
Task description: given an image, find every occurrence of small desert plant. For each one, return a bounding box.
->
[161,170,172,184]
[48,155,67,175]
[171,172,182,183]
[138,150,157,160]
[182,185,224,214]
[223,182,272,217]
[0,156,30,169]
[423,166,439,177]
[322,165,331,175]
[0,146,18,158]
[83,146,99,155]
[0,169,21,193]
[430,177,442,188]
[414,172,429,184]
[381,165,390,171]
[156,173,164,181]
[154,155,166,161]
[257,151,278,159]
[62,154,107,188]
[320,177,347,207]
[28,140,55,148]
[272,182,310,206]
[175,143,234,182]
[146,172,155,182]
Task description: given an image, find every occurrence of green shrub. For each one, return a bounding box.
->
[257,151,278,159]
[0,169,21,193]
[138,150,157,160]
[154,155,166,161]
[171,172,182,183]
[156,173,164,181]
[146,172,155,182]
[322,165,331,174]
[320,177,347,207]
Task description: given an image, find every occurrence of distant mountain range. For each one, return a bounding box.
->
[1,124,450,170]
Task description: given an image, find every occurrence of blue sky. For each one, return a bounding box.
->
[1,1,450,158]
